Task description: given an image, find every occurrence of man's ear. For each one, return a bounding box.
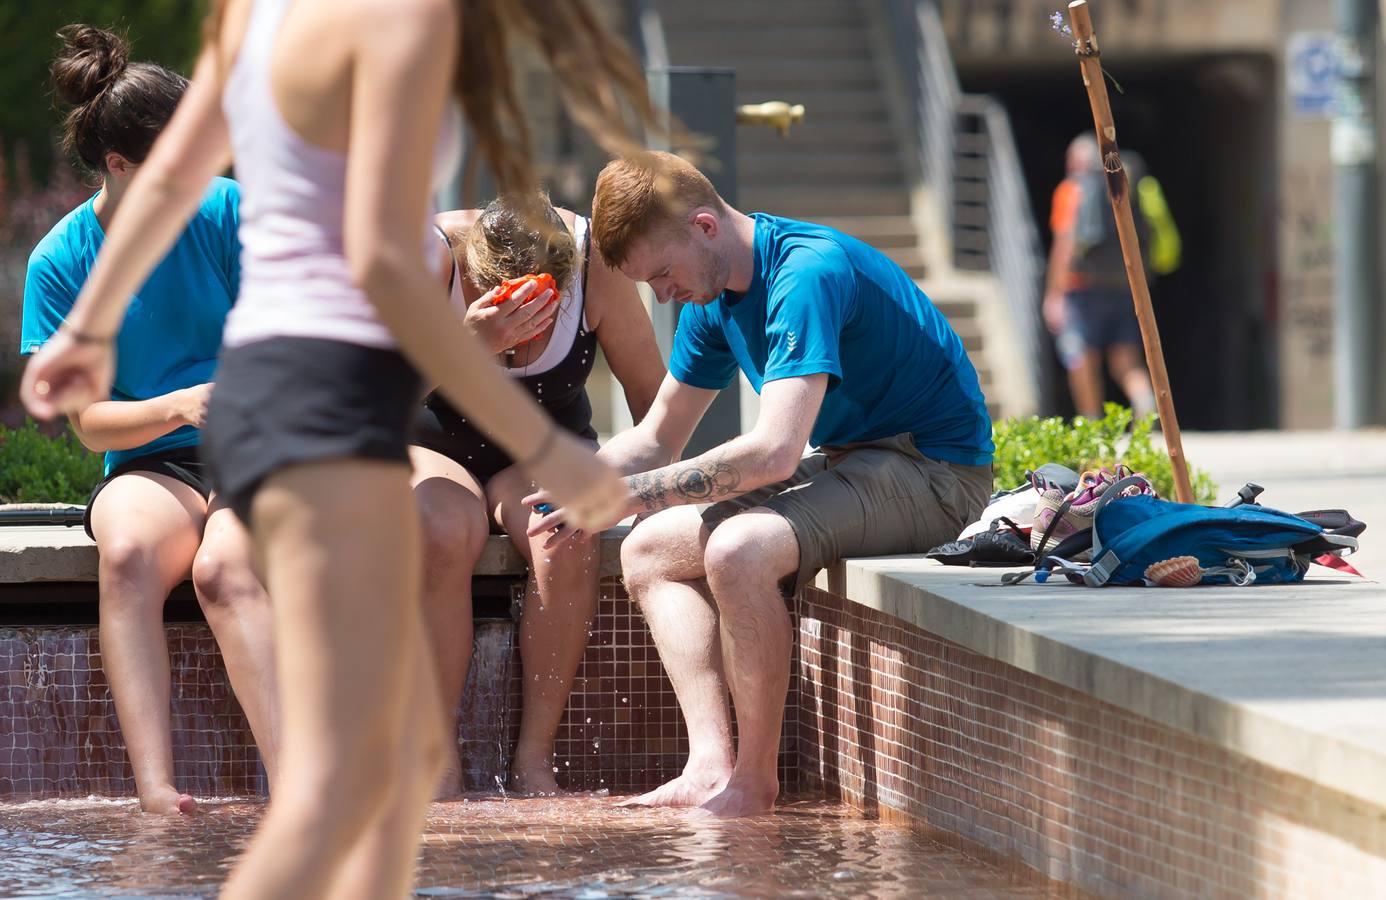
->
[691,210,720,239]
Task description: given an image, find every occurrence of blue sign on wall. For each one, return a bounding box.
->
[1287,31,1338,119]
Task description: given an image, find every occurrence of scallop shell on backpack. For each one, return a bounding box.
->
[1144,556,1203,587]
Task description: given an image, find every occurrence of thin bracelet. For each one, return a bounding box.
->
[518,422,559,470]
[62,325,114,345]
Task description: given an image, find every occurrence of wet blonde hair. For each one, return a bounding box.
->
[456,195,576,293]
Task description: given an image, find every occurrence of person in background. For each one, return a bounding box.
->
[416,195,665,797]
[20,24,277,815]
[1043,133,1180,419]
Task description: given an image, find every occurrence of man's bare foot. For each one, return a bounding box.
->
[508,763,561,798]
[618,768,730,809]
[694,776,778,819]
[139,787,196,814]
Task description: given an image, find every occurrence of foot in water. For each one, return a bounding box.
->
[693,776,778,819]
[508,760,562,797]
[618,767,730,809]
[139,787,197,815]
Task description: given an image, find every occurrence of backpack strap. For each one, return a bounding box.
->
[1032,495,1078,558]
[1084,474,1157,586]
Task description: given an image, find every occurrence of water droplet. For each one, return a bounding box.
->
[621,697,628,703]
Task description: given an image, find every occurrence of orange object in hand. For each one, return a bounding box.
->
[491,272,557,307]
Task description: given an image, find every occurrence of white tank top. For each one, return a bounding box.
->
[221,0,462,349]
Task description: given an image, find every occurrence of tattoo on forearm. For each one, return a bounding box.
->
[629,472,667,509]
[629,460,742,511]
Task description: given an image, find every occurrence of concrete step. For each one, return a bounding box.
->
[814,216,919,246]
[926,295,979,320]
[741,185,910,217]
[950,321,985,353]
[869,245,924,279]
[732,89,889,124]
[737,151,904,182]
[739,122,898,151]
[668,26,871,61]
[656,0,865,28]
[715,58,881,91]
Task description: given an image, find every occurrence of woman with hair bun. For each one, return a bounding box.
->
[21,24,278,815]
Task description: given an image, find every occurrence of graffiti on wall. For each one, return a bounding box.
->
[1281,165,1335,361]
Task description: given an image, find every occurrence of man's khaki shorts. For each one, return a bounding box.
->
[701,432,993,595]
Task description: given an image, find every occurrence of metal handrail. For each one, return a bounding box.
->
[883,0,1049,412]
[963,95,1048,412]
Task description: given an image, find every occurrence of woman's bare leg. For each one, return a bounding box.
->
[489,465,599,795]
[323,601,447,899]
[219,459,439,900]
[192,502,281,790]
[88,472,206,814]
[409,446,489,798]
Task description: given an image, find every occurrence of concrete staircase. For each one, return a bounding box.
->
[653,0,998,416]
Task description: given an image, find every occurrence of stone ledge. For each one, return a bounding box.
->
[0,524,627,582]
[812,558,1386,812]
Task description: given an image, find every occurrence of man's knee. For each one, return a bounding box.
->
[620,515,683,593]
[703,516,795,596]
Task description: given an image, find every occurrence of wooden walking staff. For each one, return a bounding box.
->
[1066,0,1195,504]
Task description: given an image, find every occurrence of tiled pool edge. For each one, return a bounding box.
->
[1,576,799,799]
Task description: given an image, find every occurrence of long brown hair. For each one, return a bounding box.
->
[205,0,654,198]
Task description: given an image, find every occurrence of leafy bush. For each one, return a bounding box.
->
[0,419,102,504]
[992,403,1218,503]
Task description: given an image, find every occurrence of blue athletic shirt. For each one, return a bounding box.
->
[21,176,241,475]
[668,213,993,466]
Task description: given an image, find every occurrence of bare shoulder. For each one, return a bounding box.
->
[583,239,640,330]
[338,0,456,50]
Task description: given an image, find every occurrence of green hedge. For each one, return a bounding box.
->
[0,419,102,504]
[992,404,1218,504]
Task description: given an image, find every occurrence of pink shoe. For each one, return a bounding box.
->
[1031,465,1155,559]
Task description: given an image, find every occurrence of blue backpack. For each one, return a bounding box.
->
[1084,493,1337,586]
[1007,476,1360,587]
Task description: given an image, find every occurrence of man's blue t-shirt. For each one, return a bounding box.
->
[21,177,241,475]
[668,213,993,466]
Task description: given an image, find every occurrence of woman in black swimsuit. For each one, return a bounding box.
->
[414,195,666,796]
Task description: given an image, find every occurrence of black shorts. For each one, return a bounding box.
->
[83,446,212,540]
[201,337,423,525]
[413,392,598,485]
